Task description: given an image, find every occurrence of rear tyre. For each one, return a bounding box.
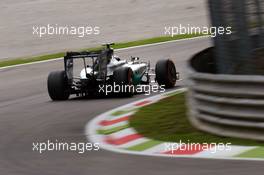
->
[47,70,70,100]
[155,59,177,88]
[113,67,134,97]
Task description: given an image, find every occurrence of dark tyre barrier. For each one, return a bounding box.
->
[187,48,264,141]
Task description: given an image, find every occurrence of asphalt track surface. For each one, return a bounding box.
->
[0,0,207,59]
[1,38,264,175]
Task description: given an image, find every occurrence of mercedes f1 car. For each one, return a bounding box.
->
[47,43,179,100]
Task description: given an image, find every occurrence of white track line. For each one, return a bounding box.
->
[0,36,210,70]
[115,35,210,52]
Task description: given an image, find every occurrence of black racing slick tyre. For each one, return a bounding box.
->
[113,67,134,97]
[47,70,70,101]
[155,59,177,88]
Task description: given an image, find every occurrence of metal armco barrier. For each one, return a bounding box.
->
[187,47,264,141]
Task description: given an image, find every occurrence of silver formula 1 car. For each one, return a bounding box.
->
[47,43,179,100]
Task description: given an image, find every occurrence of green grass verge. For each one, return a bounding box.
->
[237,147,264,158]
[130,92,264,146]
[0,33,205,68]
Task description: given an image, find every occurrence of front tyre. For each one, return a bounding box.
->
[47,70,70,101]
[155,59,177,88]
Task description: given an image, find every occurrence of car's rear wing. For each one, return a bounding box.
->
[64,49,112,84]
[64,51,99,84]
